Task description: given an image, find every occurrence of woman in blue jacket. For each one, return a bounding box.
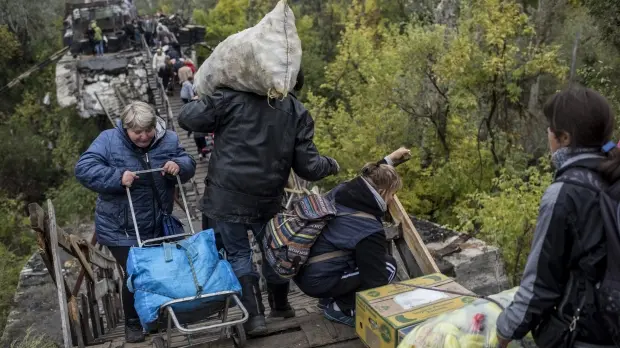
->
[294,148,409,327]
[75,101,196,343]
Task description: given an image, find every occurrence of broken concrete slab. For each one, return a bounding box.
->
[55,54,78,108]
[418,220,511,296]
[77,56,129,75]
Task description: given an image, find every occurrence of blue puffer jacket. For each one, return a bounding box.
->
[75,120,196,247]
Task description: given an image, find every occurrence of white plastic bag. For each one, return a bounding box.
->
[398,287,535,348]
[194,0,302,98]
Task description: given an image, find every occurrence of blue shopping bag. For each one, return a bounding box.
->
[126,229,241,329]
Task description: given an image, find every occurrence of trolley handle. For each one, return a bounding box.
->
[125,167,195,247]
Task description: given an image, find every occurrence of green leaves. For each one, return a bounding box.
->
[305,0,568,283]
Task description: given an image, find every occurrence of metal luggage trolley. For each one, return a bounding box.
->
[126,168,249,348]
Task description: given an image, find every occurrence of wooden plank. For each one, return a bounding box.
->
[102,294,115,331]
[94,278,116,300]
[69,296,86,348]
[72,239,96,282]
[81,293,95,344]
[388,196,440,275]
[86,245,118,270]
[302,320,334,347]
[47,200,73,348]
[394,237,423,278]
[246,329,309,348]
[87,281,103,339]
[73,234,98,296]
[390,240,411,281]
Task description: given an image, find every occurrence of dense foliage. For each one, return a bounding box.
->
[188,0,620,286]
[1,0,620,337]
[0,0,99,334]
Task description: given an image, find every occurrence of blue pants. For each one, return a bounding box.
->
[213,220,287,285]
[95,41,104,56]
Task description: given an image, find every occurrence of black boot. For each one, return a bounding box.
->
[125,318,146,343]
[239,275,267,336]
[267,282,295,318]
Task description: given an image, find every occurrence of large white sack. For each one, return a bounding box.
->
[194,0,302,98]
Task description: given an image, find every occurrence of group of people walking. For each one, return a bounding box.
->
[74,40,617,346]
[85,13,178,57]
[74,65,408,343]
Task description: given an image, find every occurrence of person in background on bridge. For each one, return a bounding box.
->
[158,58,174,95]
[180,75,196,104]
[91,21,104,56]
[294,148,410,327]
[184,58,197,74]
[142,15,155,46]
[157,23,177,47]
[178,68,340,336]
[132,19,143,47]
[74,101,196,344]
[152,48,166,71]
[178,61,193,85]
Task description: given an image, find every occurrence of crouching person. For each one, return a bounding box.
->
[75,101,196,343]
[294,148,409,327]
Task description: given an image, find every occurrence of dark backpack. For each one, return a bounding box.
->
[556,175,620,345]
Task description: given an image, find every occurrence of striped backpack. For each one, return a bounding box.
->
[262,193,338,279]
[262,192,376,279]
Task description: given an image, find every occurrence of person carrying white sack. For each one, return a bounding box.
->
[179,3,340,335]
[178,67,339,336]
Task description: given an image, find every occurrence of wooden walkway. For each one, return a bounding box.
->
[92,288,362,348]
[111,67,363,348]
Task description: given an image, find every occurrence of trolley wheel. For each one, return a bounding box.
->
[152,336,166,348]
[232,323,246,348]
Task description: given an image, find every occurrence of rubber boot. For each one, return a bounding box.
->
[125,318,146,343]
[267,282,295,318]
[239,275,267,336]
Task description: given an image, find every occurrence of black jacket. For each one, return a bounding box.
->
[178,88,337,224]
[295,176,395,296]
[497,153,611,345]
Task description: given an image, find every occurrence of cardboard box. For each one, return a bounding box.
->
[356,273,476,348]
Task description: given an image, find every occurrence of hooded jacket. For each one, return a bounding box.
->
[152,52,166,71]
[178,88,338,224]
[294,174,395,296]
[75,120,196,246]
[497,153,612,346]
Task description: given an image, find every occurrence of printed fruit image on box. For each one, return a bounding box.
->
[356,273,476,348]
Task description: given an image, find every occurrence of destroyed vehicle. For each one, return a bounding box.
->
[63,0,137,55]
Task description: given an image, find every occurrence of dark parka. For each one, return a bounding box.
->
[178,88,338,224]
[75,120,196,247]
[497,153,612,346]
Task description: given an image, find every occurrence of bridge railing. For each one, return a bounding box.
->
[28,201,123,348]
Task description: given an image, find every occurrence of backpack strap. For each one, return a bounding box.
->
[305,211,379,265]
[306,250,351,265]
[336,211,378,219]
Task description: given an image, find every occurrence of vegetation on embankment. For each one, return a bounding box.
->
[0,0,100,335]
[190,0,620,284]
[0,0,619,338]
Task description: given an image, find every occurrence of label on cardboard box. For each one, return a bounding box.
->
[393,288,450,310]
[356,273,476,348]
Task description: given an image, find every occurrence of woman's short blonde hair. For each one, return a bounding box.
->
[361,162,403,196]
[121,101,157,131]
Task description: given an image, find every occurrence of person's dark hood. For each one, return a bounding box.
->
[334,176,386,217]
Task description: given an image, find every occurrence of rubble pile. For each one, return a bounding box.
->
[56,52,150,120]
